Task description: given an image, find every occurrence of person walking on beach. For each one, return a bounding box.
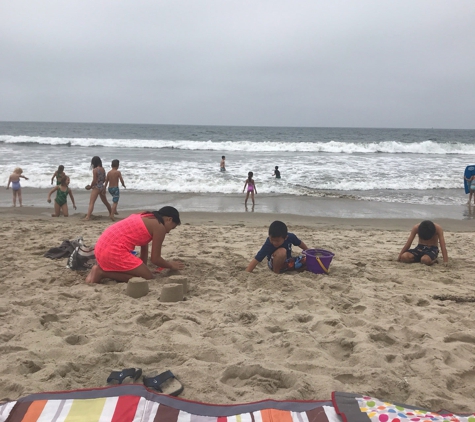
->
[220,156,226,172]
[51,165,66,185]
[105,159,126,221]
[273,166,281,179]
[85,206,184,283]
[6,167,29,207]
[398,220,448,266]
[47,176,76,217]
[83,156,112,221]
[243,171,257,206]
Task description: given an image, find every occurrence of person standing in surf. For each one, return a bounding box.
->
[6,167,29,207]
[465,173,475,205]
[83,156,112,220]
[243,171,257,206]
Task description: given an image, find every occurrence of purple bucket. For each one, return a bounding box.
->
[302,249,334,274]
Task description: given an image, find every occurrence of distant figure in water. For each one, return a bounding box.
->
[243,171,257,206]
[6,167,29,207]
[220,155,226,172]
[51,165,66,185]
[273,166,281,179]
[465,173,475,204]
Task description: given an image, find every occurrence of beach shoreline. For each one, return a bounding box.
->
[2,187,475,222]
[2,204,475,232]
[1,209,475,411]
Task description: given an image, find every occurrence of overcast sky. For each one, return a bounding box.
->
[1,1,474,129]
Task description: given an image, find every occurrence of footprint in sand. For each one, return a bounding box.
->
[220,364,297,394]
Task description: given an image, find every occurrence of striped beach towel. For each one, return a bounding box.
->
[1,387,473,422]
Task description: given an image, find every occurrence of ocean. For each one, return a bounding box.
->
[1,121,475,217]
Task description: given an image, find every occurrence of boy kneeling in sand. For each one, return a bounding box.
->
[246,220,308,273]
[398,220,448,266]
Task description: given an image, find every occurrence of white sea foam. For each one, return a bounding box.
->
[2,135,475,155]
[2,131,474,206]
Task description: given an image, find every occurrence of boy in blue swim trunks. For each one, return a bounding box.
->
[245,220,309,273]
[398,220,448,266]
[105,159,126,221]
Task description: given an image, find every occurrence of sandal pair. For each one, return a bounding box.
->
[107,368,184,397]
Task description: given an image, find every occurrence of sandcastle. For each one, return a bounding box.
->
[126,277,149,298]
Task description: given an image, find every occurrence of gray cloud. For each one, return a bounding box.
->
[1,0,474,128]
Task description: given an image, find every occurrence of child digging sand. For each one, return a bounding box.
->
[47,177,76,217]
[105,159,126,221]
[246,220,309,273]
[398,220,448,266]
[6,168,29,207]
[85,206,184,283]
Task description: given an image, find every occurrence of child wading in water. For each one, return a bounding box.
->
[47,177,76,217]
[51,165,66,185]
[84,156,112,221]
[105,159,126,221]
[243,171,257,206]
[6,168,29,207]
[465,173,475,205]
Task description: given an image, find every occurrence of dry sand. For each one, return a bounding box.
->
[1,208,475,412]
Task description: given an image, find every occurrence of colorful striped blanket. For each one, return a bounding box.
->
[1,387,473,422]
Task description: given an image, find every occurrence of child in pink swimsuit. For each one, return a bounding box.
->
[86,206,185,283]
[242,171,257,207]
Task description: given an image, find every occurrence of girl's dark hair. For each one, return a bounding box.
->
[147,206,181,225]
[90,156,102,169]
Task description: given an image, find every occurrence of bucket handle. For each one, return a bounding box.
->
[316,256,330,274]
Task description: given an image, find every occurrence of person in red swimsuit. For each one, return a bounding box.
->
[85,206,184,283]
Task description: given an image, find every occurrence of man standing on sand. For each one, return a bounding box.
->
[220,156,226,172]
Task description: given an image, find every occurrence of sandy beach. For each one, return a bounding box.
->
[1,207,475,412]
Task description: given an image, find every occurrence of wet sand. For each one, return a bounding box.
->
[2,187,475,220]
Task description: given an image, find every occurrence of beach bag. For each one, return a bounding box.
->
[67,245,96,271]
[44,237,84,260]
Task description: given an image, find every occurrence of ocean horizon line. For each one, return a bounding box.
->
[1,120,474,131]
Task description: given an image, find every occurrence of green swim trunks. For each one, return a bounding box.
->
[108,187,120,203]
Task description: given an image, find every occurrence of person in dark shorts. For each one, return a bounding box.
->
[245,220,309,273]
[398,220,448,266]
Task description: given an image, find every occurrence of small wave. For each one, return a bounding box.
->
[1,135,475,155]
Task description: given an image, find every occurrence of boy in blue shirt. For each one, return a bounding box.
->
[245,220,309,273]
